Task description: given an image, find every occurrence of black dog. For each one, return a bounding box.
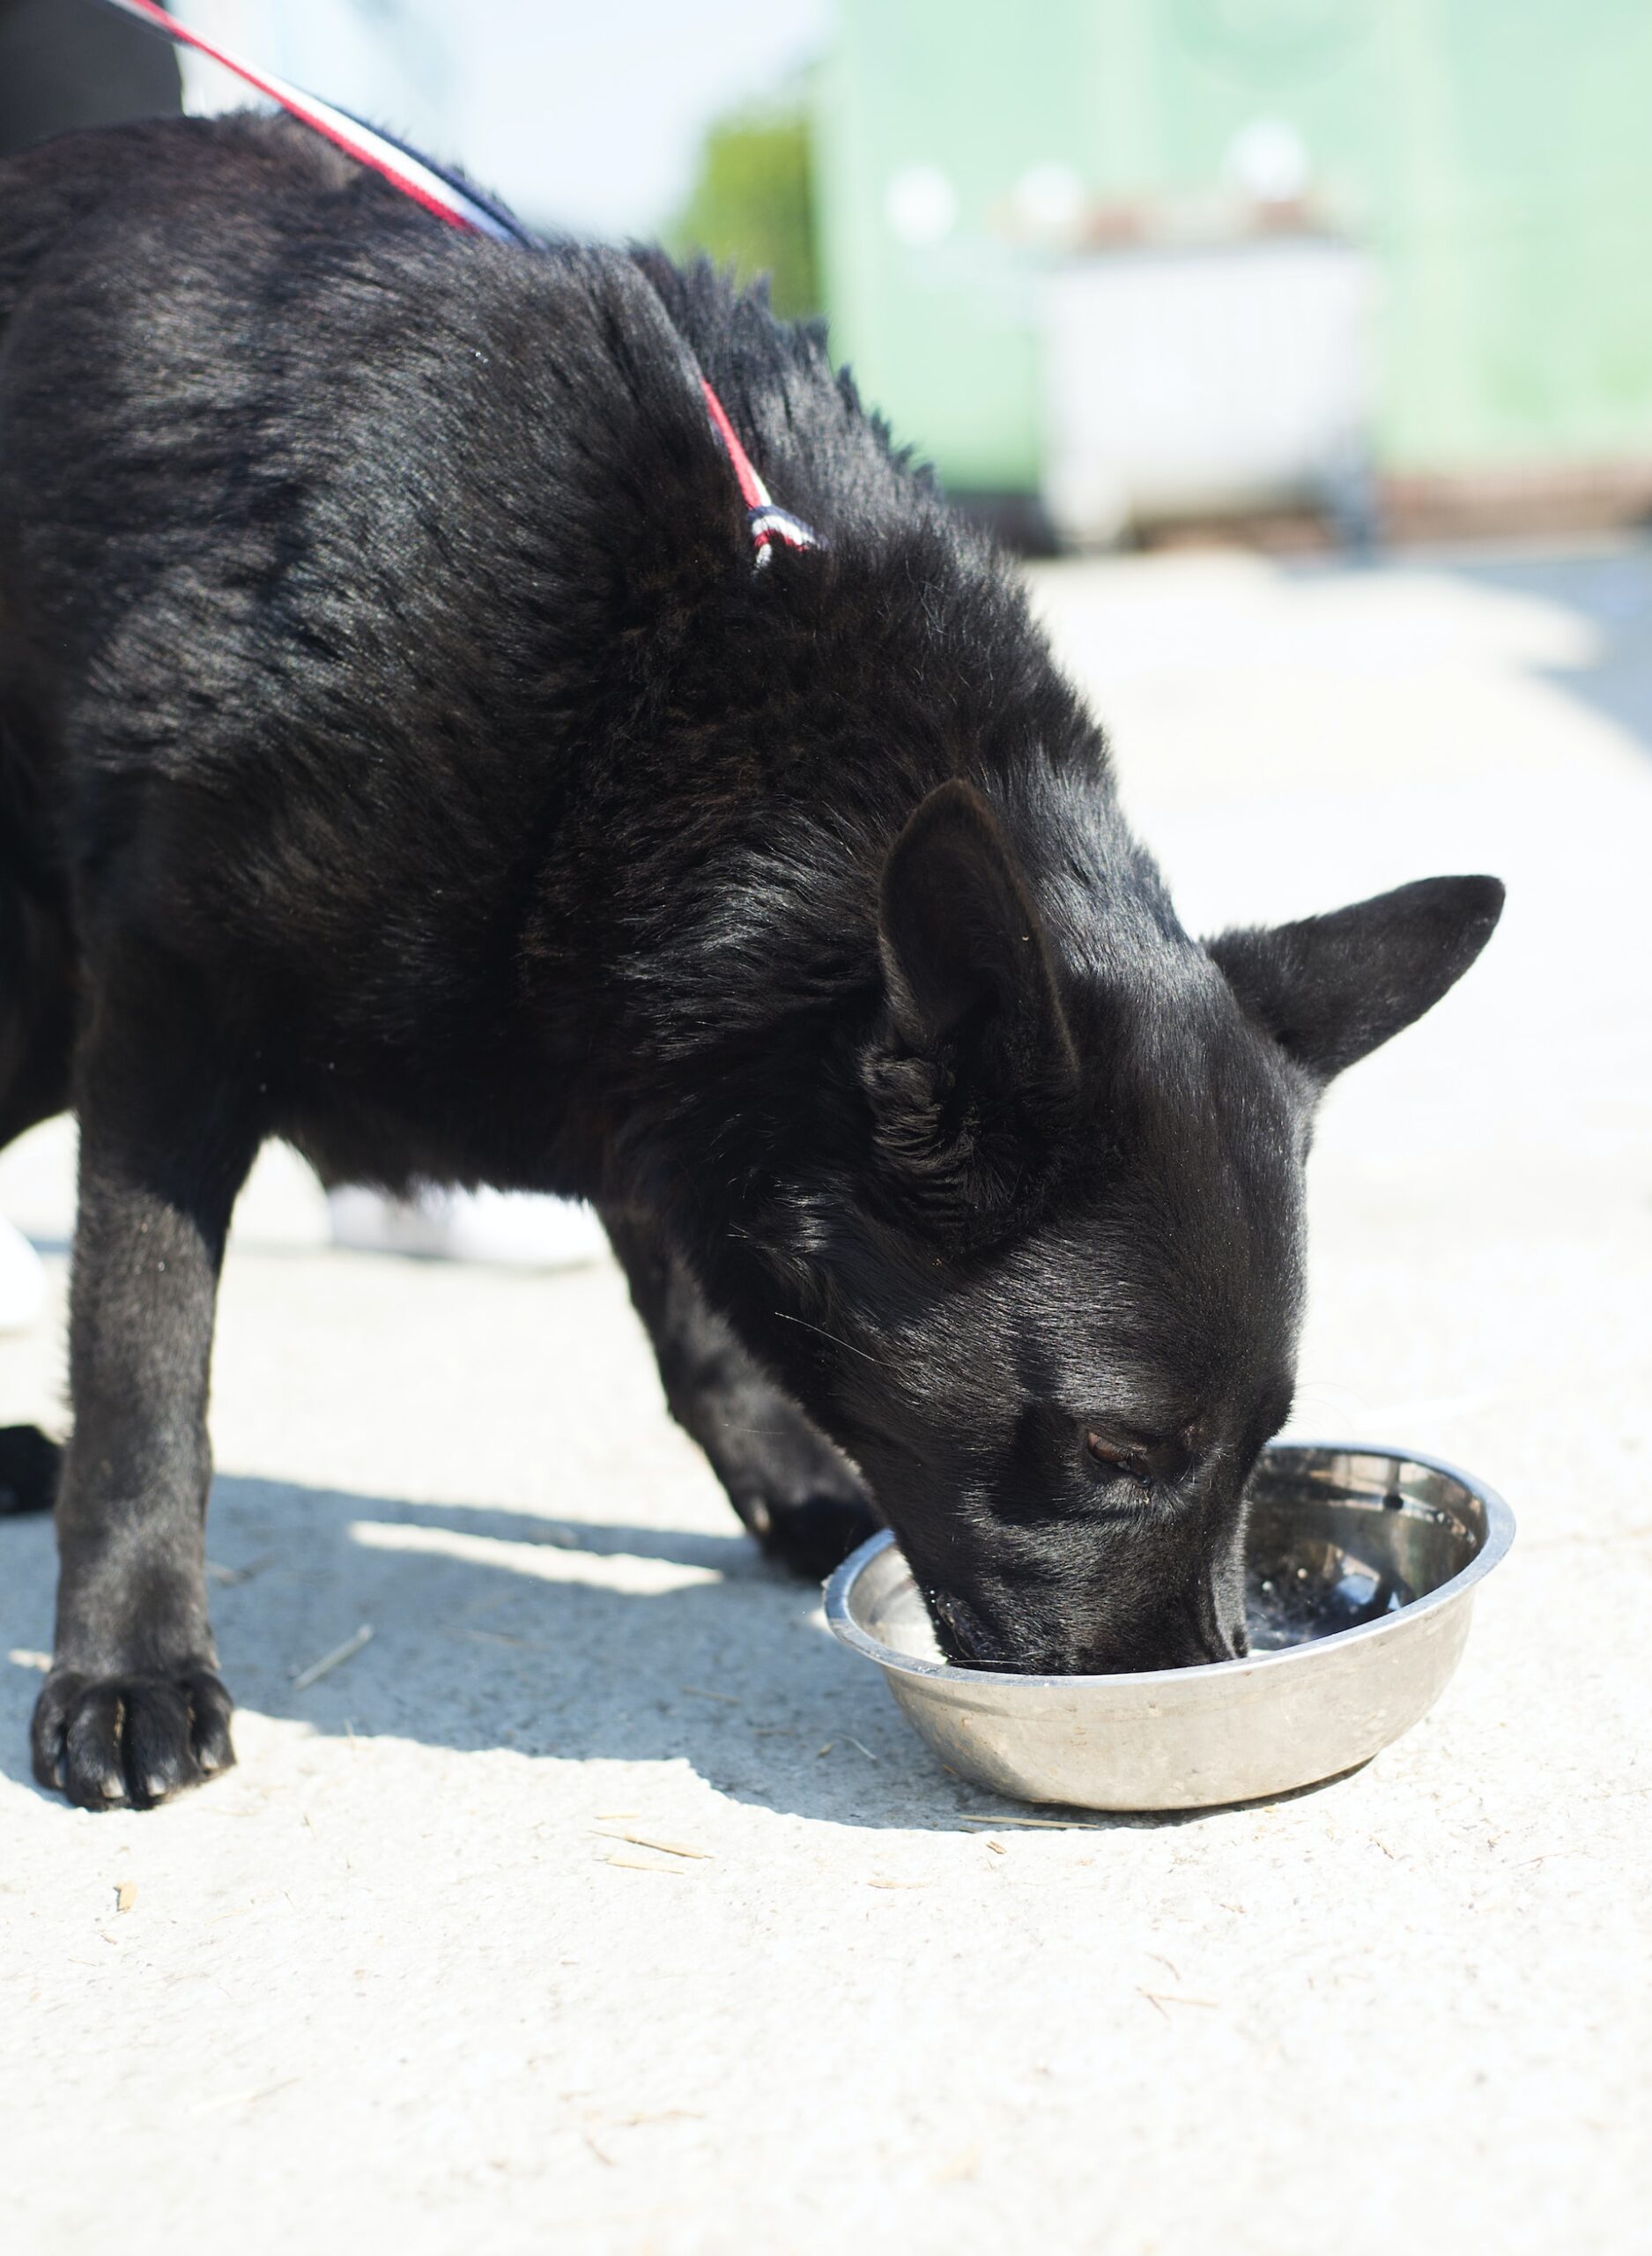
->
[0,115,1502,1808]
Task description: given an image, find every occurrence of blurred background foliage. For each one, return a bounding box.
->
[670,95,821,319]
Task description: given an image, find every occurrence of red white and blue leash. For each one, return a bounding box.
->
[94,0,819,567]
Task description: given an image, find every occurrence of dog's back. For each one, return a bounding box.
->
[0,113,989,1190]
[0,117,777,1174]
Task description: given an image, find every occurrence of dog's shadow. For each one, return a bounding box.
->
[0,1472,1204,1832]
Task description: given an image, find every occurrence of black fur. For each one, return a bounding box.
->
[0,1422,60,1514]
[0,116,1504,1807]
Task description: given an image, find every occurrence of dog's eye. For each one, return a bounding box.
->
[1085,1433,1154,1484]
[1085,1429,1195,1488]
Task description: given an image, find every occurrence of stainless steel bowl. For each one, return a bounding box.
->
[824,1441,1514,1811]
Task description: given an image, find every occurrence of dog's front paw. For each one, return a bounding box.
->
[31,1666,235,1809]
[752,1489,883,1581]
[720,1418,881,1578]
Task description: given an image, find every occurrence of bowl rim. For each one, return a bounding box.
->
[823,1437,1515,1692]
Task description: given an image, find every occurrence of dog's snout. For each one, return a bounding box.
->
[924,1562,1249,1677]
[927,1590,1245,1677]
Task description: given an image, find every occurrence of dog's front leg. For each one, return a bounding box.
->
[31,989,257,1808]
[602,1204,880,1579]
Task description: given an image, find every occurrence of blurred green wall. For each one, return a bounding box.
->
[813,0,1652,492]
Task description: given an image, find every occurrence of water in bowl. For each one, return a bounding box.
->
[1245,1540,1414,1651]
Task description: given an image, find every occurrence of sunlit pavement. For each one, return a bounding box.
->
[2,540,1647,2255]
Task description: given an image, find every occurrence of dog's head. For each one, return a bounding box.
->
[749,778,1503,1673]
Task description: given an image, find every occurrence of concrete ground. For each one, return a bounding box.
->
[3,541,1648,2256]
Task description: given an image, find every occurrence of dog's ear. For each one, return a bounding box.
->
[864,780,1078,1245]
[1207,875,1505,1083]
